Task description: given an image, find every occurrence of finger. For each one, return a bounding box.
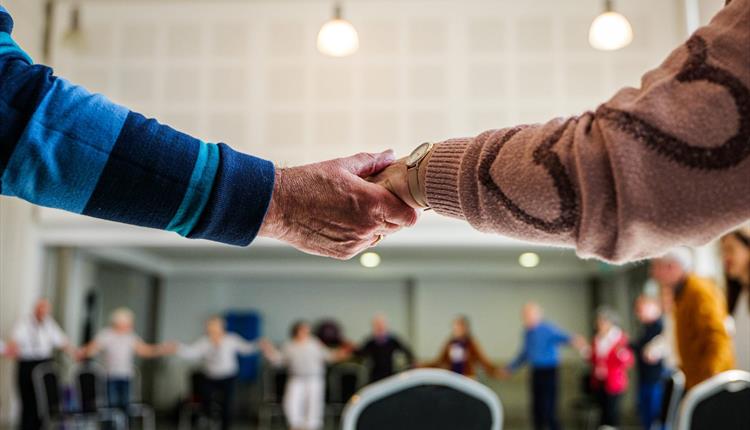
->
[375,222,402,236]
[337,150,395,178]
[372,185,420,227]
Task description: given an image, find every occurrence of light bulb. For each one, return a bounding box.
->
[317,4,359,57]
[360,252,381,268]
[589,11,633,51]
[518,252,540,268]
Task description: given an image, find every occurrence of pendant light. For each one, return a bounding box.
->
[589,0,633,51]
[317,3,359,57]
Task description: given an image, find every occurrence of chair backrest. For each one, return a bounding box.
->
[32,362,63,419]
[342,369,502,430]
[262,364,288,404]
[75,361,109,413]
[664,371,686,430]
[677,370,750,430]
[328,362,368,404]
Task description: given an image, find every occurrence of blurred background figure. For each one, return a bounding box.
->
[9,298,72,430]
[355,314,414,382]
[630,295,665,430]
[176,316,260,430]
[79,307,172,411]
[649,249,735,390]
[424,315,496,378]
[721,227,750,372]
[500,302,584,430]
[588,307,633,429]
[262,320,350,430]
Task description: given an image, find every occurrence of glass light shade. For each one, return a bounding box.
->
[317,18,359,57]
[518,252,540,268]
[588,11,633,51]
[360,252,381,268]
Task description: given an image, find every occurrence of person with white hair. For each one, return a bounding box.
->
[8,298,73,430]
[647,249,735,390]
[586,307,633,429]
[79,307,173,411]
[175,316,260,430]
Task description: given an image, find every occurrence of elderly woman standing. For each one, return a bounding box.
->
[721,227,750,371]
[79,308,172,411]
[586,308,633,429]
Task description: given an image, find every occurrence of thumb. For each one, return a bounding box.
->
[337,150,395,177]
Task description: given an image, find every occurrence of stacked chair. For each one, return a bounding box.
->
[341,369,503,430]
[676,370,750,430]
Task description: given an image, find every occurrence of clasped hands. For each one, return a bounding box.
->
[258,150,426,260]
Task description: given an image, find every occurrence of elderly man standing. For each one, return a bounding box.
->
[648,249,734,390]
[356,314,414,382]
[8,298,73,430]
[500,303,584,430]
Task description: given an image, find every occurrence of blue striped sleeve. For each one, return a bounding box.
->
[0,8,275,246]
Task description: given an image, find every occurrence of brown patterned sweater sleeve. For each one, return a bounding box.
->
[425,0,750,263]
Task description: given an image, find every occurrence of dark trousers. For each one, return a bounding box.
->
[595,387,622,427]
[638,381,664,430]
[531,367,560,430]
[106,378,131,411]
[200,376,236,430]
[17,359,50,430]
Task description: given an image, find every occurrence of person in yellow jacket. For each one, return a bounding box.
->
[649,249,735,390]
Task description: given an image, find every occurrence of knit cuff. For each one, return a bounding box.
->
[425,139,471,219]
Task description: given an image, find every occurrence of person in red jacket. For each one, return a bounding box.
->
[588,307,634,428]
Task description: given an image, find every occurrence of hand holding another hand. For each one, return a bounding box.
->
[258,151,420,260]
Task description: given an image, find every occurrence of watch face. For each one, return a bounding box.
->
[406,142,431,167]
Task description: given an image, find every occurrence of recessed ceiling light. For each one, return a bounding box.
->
[360,252,381,268]
[519,252,540,268]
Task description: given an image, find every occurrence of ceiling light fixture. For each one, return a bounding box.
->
[518,252,540,268]
[360,252,381,268]
[589,0,633,51]
[317,3,359,57]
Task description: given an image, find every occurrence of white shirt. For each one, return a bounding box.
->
[272,339,332,378]
[179,333,257,379]
[11,315,67,360]
[734,287,750,371]
[95,328,142,378]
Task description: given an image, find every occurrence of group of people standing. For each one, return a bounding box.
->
[2,226,749,430]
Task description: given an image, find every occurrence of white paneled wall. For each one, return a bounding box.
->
[50,0,682,167]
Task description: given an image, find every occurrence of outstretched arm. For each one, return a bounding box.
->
[0,7,416,259]
[375,0,750,263]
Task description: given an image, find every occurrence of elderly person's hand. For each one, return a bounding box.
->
[258,150,419,260]
[368,146,434,210]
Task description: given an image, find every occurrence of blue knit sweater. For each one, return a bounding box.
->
[0,6,274,245]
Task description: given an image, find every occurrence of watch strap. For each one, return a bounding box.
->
[407,165,428,208]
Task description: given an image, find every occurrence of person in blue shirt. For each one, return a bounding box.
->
[500,302,584,430]
[0,5,417,261]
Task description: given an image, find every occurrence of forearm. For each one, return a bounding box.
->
[424,0,750,263]
[0,22,274,246]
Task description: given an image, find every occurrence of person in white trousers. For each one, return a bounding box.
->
[261,321,349,430]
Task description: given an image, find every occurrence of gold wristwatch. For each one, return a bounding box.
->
[405,142,433,208]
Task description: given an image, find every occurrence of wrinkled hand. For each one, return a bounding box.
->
[258,151,419,259]
[367,157,418,207]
